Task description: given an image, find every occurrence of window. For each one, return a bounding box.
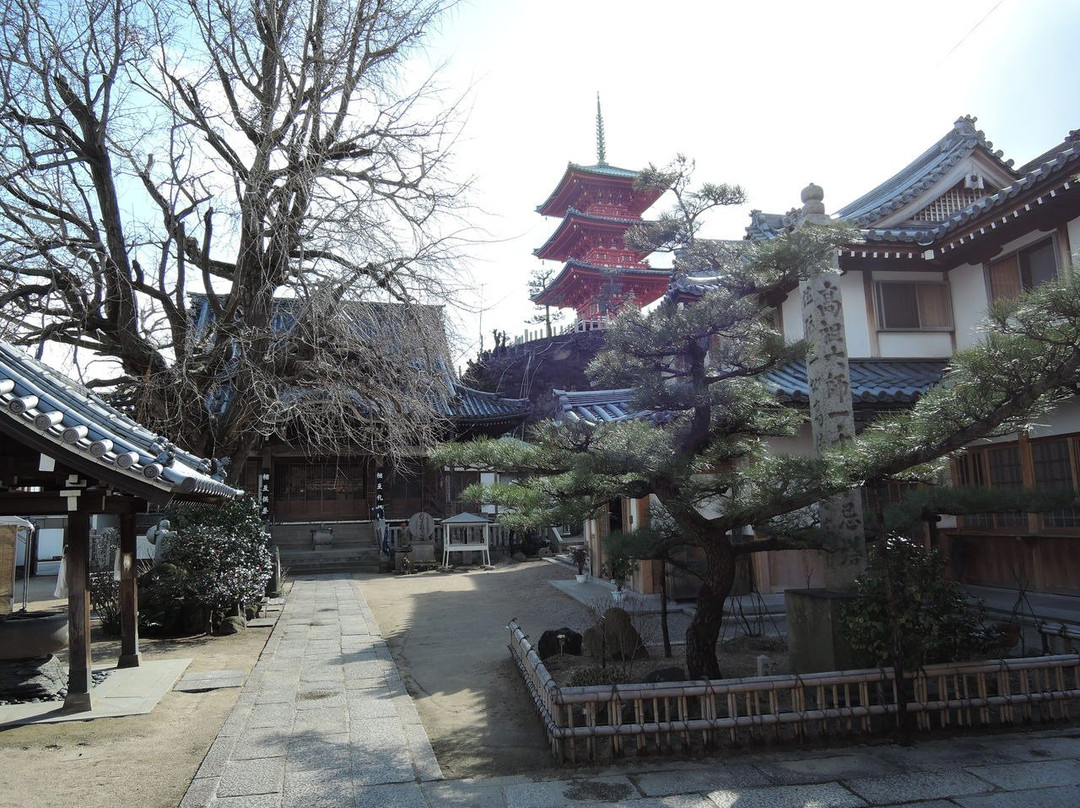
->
[1032,439,1080,527]
[273,459,365,502]
[986,446,1027,527]
[876,282,953,330]
[953,438,1080,531]
[988,237,1059,302]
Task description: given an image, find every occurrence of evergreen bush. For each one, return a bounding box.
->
[841,536,990,668]
[149,496,272,632]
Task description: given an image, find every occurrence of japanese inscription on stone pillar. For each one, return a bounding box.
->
[797,184,866,588]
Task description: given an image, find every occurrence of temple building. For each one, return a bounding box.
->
[530,101,671,329]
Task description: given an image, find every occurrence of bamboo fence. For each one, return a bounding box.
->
[507,619,1080,763]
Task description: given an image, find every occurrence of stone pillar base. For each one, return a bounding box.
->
[63,691,92,712]
[117,652,141,669]
[785,588,862,673]
[411,541,435,563]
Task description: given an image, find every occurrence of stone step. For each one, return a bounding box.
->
[278,547,384,574]
[271,521,376,552]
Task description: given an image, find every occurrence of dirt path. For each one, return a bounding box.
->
[0,611,272,808]
[356,560,592,779]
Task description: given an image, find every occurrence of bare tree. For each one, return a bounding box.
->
[0,0,467,479]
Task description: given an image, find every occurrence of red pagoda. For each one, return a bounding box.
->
[531,101,670,328]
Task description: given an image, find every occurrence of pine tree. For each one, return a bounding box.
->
[437,160,1080,679]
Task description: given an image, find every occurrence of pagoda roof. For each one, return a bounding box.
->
[536,162,663,218]
[0,340,242,504]
[534,208,649,262]
[532,259,671,308]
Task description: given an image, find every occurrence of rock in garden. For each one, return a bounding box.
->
[216,615,246,635]
[582,608,648,661]
[511,552,527,562]
[0,655,66,701]
[537,627,583,660]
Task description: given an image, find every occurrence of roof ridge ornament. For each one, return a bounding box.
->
[595,93,607,166]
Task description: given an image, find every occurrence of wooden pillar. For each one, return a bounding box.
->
[64,511,93,712]
[117,511,140,668]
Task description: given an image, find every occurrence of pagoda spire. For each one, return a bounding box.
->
[595,93,607,166]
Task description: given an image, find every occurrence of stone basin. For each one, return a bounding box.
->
[0,611,68,660]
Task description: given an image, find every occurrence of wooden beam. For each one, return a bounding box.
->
[0,490,146,516]
[63,511,93,712]
[117,511,140,668]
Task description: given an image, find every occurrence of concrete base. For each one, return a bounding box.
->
[117,652,141,669]
[62,691,92,712]
[785,588,862,673]
[411,541,435,563]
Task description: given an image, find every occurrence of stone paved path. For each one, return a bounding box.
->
[182,574,1080,807]
[181,574,441,808]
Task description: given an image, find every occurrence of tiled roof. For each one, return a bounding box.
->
[745,120,1080,249]
[191,296,528,428]
[862,136,1080,244]
[535,162,659,217]
[835,116,1014,226]
[449,385,530,422]
[554,359,947,424]
[554,388,638,423]
[533,208,648,259]
[566,162,640,179]
[762,358,948,405]
[745,210,793,240]
[0,341,242,501]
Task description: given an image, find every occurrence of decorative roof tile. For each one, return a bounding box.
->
[0,341,242,502]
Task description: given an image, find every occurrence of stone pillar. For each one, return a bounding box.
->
[797,183,865,588]
[787,184,866,673]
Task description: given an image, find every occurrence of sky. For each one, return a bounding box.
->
[408,0,1080,369]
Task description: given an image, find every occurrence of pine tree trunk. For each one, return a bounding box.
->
[684,540,736,679]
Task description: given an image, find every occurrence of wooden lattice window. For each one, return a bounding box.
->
[908,185,987,222]
[1032,439,1080,527]
[273,459,366,502]
[954,438,1080,531]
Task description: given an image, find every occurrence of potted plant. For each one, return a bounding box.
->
[601,531,639,603]
[569,547,589,583]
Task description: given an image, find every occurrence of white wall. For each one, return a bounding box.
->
[948,262,989,350]
[840,272,871,357]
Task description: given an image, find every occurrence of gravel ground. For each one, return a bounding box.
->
[356,559,593,778]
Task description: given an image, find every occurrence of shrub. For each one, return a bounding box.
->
[160,496,273,631]
[841,536,989,668]
[565,664,628,687]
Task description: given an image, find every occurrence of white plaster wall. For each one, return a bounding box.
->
[780,291,804,342]
[948,262,989,350]
[779,272,871,356]
[841,272,871,358]
[1068,216,1080,262]
[877,331,953,358]
[1026,396,1080,439]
